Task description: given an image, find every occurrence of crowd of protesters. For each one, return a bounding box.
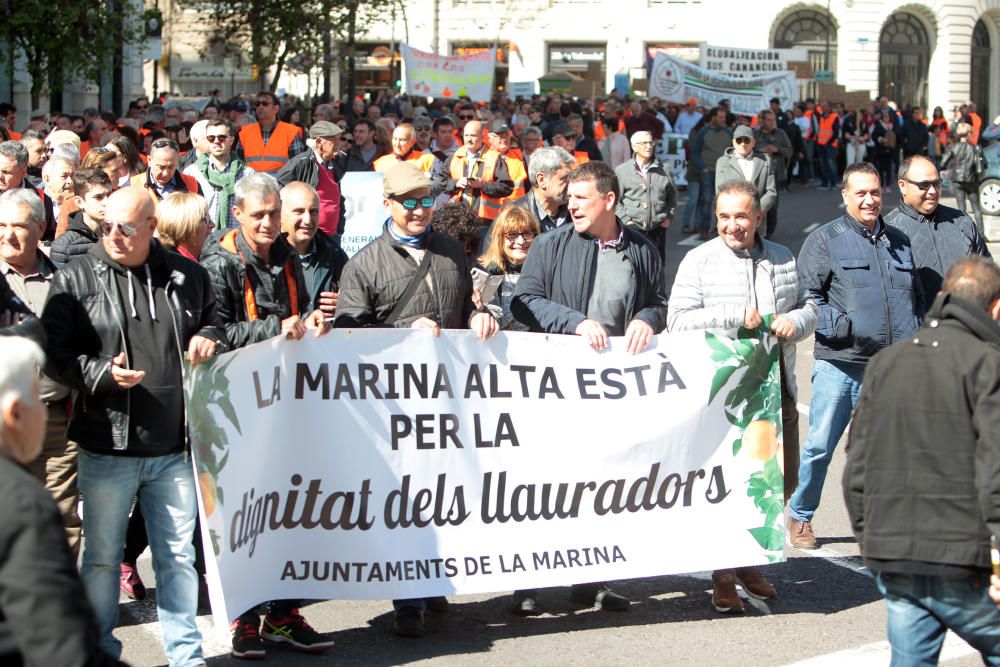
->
[0,85,999,666]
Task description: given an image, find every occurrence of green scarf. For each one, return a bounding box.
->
[196,153,246,230]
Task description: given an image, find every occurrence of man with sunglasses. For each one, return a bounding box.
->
[237,92,305,174]
[184,118,253,230]
[885,155,992,299]
[131,138,202,204]
[41,187,227,666]
[714,125,776,237]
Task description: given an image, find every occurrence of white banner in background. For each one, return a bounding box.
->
[339,172,387,258]
[401,44,496,103]
[187,329,786,625]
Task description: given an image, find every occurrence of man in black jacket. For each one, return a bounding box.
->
[50,169,112,266]
[844,256,1000,665]
[885,155,991,298]
[275,121,347,237]
[200,172,333,659]
[0,335,125,667]
[510,160,667,615]
[41,186,226,666]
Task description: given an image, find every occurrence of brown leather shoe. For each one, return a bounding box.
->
[711,570,745,613]
[733,566,776,600]
[788,516,818,550]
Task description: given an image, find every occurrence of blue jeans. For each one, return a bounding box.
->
[817,143,837,187]
[789,359,865,523]
[681,179,701,229]
[876,572,1000,665]
[697,171,716,231]
[78,450,202,667]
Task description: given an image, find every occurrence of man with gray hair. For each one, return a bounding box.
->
[0,335,126,667]
[509,145,576,232]
[1,140,56,239]
[615,130,677,256]
[177,118,210,171]
[0,189,79,556]
[201,172,332,657]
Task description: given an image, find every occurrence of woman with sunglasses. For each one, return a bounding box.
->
[476,205,540,331]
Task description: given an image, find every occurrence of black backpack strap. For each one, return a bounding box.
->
[384,249,434,326]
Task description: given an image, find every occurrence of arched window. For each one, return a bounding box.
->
[773,9,837,101]
[971,19,991,120]
[879,12,930,109]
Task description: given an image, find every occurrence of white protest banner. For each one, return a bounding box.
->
[187,328,785,627]
[401,44,495,103]
[507,81,537,98]
[655,133,689,187]
[649,52,797,116]
[339,172,387,258]
[699,44,808,79]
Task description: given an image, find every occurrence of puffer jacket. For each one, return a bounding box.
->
[715,147,777,213]
[845,293,1000,574]
[333,224,476,329]
[614,158,677,231]
[511,220,668,334]
[40,241,227,454]
[940,141,984,184]
[885,201,992,298]
[50,212,98,266]
[798,214,924,365]
[667,235,816,397]
[200,229,311,349]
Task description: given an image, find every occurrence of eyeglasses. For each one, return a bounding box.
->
[394,196,435,210]
[342,137,354,144]
[254,100,271,107]
[151,138,180,150]
[735,137,753,144]
[504,231,536,242]
[136,104,149,110]
[561,134,577,141]
[205,134,229,143]
[904,178,941,191]
[633,141,654,146]
[459,114,475,120]
[101,220,139,237]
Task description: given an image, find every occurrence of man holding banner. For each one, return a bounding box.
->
[334,162,499,636]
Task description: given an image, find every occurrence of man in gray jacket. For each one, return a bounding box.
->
[615,130,677,261]
[668,179,816,613]
[754,111,793,237]
[716,125,777,229]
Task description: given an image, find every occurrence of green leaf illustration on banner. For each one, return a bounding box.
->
[705,324,784,559]
[184,355,240,557]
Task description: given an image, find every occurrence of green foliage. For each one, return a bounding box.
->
[185,354,240,520]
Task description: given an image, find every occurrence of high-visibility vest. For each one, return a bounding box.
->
[239,121,301,173]
[499,152,528,206]
[373,149,436,175]
[969,112,982,145]
[80,141,91,160]
[816,114,839,148]
[573,151,590,166]
[449,147,504,220]
[219,229,299,321]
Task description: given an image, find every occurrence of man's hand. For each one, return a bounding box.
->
[455,177,469,190]
[304,309,331,337]
[280,315,307,340]
[110,351,144,388]
[659,217,672,229]
[186,336,218,367]
[624,319,654,355]
[575,319,609,351]
[410,316,441,337]
[470,311,499,340]
[318,290,339,317]
[465,177,482,190]
[762,145,777,154]
[744,307,763,329]
[991,575,1000,608]
[771,315,797,340]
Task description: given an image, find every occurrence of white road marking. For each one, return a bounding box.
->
[677,235,706,247]
[803,223,821,233]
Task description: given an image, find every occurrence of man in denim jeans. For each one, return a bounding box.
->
[41,187,227,666]
[791,162,923,550]
[844,256,1000,665]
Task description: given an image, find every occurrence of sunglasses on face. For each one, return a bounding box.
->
[394,196,435,210]
[904,179,941,191]
[101,220,139,237]
[459,114,475,120]
[205,134,229,143]
[735,137,753,144]
[254,100,271,107]
[504,231,536,242]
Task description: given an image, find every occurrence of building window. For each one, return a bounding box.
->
[772,9,837,102]
[879,12,930,108]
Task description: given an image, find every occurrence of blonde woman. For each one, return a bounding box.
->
[476,205,540,331]
[155,192,212,261]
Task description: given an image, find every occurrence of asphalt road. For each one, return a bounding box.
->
[115,182,999,666]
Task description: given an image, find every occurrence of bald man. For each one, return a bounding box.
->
[373,124,436,175]
[41,186,227,665]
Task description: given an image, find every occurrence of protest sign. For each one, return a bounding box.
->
[655,133,689,187]
[339,172,387,258]
[187,328,785,628]
[648,52,796,116]
[699,44,808,78]
[402,44,495,102]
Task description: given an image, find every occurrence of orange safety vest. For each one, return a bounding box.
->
[449,147,504,220]
[816,114,839,148]
[969,112,982,145]
[80,140,91,160]
[240,121,302,173]
[373,149,436,174]
[573,151,590,166]
[499,152,528,205]
[219,229,299,321]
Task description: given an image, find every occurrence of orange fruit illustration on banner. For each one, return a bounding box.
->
[199,471,218,517]
[742,420,778,461]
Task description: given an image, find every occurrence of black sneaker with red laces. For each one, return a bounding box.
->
[261,609,334,653]
[231,618,266,660]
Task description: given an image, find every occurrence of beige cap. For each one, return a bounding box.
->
[309,120,343,138]
[47,129,81,149]
[383,162,430,197]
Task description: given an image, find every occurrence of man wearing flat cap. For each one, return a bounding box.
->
[276,121,348,237]
[374,123,436,175]
[487,119,529,204]
[715,124,776,236]
[334,161,498,638]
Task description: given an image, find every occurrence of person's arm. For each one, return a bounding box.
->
[663,172,678,221]
[777,129,794,161]
[780,262,818,344]
[481,156,514,198]
[798,231,852,343]
[629,244,668,333]
[511,237,587,334]
[691,127,706,170]
[759,159,777,213]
